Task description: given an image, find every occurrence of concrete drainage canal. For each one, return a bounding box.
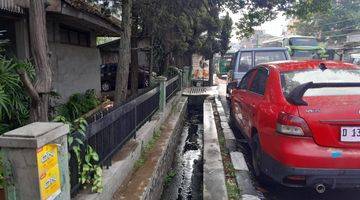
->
[161,99,204,200]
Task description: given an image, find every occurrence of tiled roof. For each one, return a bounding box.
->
[63,0,121,28]
[0,0,23,13]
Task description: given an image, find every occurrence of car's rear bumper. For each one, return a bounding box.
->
[261,152,360,189]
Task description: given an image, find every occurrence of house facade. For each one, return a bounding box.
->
[98,37,151,68]
[0,0,121,101]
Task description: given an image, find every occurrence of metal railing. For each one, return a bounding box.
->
[70,75,180,195]
[166,75,180,102]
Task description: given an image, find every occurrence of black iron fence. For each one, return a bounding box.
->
[70,75,180,195]
[166,75,180,102]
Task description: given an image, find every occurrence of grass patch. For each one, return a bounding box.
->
[171,104,178,113]
[164,170,177,186]
[134,129,162,170]
[226,179,241,199]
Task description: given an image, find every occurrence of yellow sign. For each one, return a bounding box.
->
[37,144,61,200]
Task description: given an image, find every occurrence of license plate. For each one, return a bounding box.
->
[341,127,360,142]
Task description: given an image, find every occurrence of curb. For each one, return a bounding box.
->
[203,99,229,200]
[214,96,261,200]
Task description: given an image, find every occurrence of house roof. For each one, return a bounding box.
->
[98,37,152,51]
[62,0,121,29]
[1,0,121,35]
[0,0,23,13]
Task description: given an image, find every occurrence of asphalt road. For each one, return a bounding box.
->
[216,82,360,200]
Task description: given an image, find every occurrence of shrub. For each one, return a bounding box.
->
[0,57,34,134]
[55,89,100,121]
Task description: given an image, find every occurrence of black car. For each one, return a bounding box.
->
[100,63,150,92]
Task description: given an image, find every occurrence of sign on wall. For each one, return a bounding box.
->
[36,144,62,200]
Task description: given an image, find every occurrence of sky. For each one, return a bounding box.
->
[227,11,290,42]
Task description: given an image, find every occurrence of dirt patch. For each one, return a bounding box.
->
[112,140,139,162]
[112,123,173,200]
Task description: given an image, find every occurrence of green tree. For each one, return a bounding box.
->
[289,0,360,46]
[220,12,233,57]
[224,0,332,39]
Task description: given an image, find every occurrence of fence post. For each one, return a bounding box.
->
[182,66,190,88]
[0,123,70,200]
[157,76,167,112]
[178,70,183,90]
[171,67,182,91]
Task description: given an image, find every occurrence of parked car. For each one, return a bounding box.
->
[230,60,360,192]
[226,47,290,99]
[100,63,150,92]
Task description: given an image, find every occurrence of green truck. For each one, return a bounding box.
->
[218,53,234,77]
[262,35,327,60]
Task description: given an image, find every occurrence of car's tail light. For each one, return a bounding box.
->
[276,112,312,137]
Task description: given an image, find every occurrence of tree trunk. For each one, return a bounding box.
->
[26,0,52,122]
[130,38,138,95]
[209,56,214,86]
[115,0,132,105]
[162,32,172,74]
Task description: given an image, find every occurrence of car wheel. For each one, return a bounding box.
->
[101,81,111,92]
[251,134,262,177]
[229,108,236,130]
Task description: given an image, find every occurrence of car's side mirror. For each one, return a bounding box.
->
[236,81,241,89]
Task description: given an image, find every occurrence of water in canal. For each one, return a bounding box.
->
[161,105,203,200]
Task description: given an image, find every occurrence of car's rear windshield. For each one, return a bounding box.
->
[237,50,287,72]
[254,51,287,65]
[281,69,360,97]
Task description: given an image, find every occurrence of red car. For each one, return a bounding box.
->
[230,60,360,193]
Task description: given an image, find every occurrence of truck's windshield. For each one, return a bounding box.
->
[289,37,318,46]
[291,50,320,59]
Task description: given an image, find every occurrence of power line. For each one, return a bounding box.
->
[320,25,360,34]
[311,16,360,27]
[325,32,359,38]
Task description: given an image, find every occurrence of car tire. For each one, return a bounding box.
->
[251,134,272,185]
[101,81,111,92]
[229,108,236,130]
[251,134,262,177]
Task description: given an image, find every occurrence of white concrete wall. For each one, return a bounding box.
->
[50,43,101,102]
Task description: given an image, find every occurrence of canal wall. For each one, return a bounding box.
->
[141,96,188,200]
[75,92,185,200]
[111,95,188,200]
